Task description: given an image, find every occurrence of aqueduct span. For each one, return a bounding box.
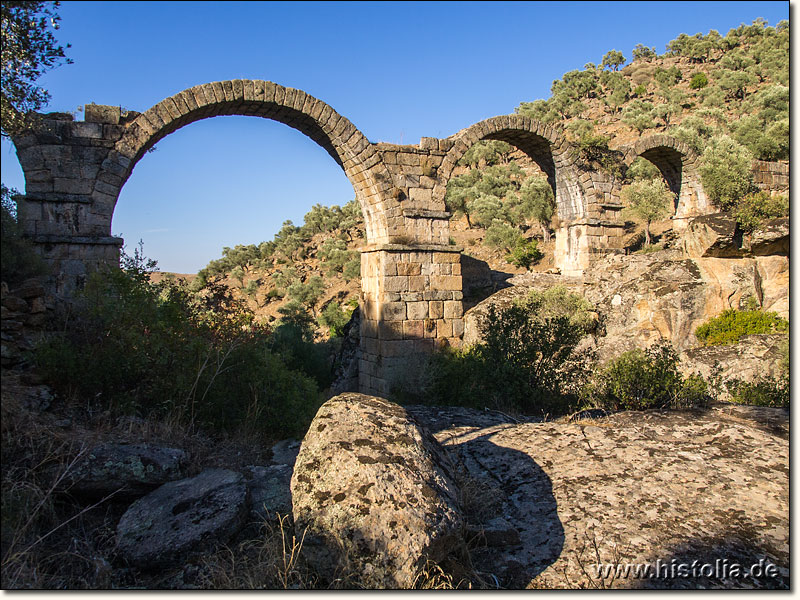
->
[11,80,705,395]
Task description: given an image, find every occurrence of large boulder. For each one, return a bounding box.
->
[116,469,247,568]
[407,403,788,589]
[66,443,187,499]
[750,217,789,256]
[291,393,463,588]
[681,213,743,258]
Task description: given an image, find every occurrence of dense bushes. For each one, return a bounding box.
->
[34,251,327,439]
[695,308,788,346]
[583,343,708,411]
[402,288,595,416]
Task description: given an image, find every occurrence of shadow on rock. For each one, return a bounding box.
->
[631,526,789,590]
[406,407,564,588]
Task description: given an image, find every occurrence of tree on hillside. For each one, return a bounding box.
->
[601,50,626,71]
[632,44,657,61]
[1,1,71,137]
[510,175,555,242]
[697,135,754,209]
[621,178,674,246]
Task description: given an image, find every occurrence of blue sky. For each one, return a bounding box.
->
[1,1,789,273]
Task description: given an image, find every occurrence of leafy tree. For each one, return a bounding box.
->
[697,135,754,209]
[668,114,717,154]
[458,140,513,168]
[1,1,71,137]
[510,175,555,242]
[317,301,352,337]
[515,98,559,124]
[632,44,657,61]
[287,275,325,310]
[620,178,674,245]
[601,50,626,71]
[468,193,507,228]
[621,99,656,133]
[689,72,709,89]
[732,191,788,232]
[626,157,661,182]
[1,183,45,283]
[717,68,757,100]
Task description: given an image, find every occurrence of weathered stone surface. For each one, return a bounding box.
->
[681,213,743,258]
[680,334,787,396]
[407,404,788,589]
[10,278,46,299]
[244,464,293,521]
[67,443,188,499]
[291,393,462,588]
[116,469,247,568]
[467,251,788,364]
[270,438,301,467]
[749,217,789,256]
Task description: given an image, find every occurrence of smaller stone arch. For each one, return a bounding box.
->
[435,115,587,223]
[620,134,709,228]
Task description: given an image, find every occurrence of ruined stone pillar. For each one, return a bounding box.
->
[359,245,463,397]
[12,107,127,296]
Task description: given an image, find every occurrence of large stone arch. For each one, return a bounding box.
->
[93,80,397,245]
[620,134,709,228]
[435,115,587,222]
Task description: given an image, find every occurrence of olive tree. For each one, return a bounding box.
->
[620,178,674,246]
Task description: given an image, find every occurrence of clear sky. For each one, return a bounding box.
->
[1,1,790,273]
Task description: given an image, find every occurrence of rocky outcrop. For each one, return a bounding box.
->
[407,403,789,589]
[680,334,787,391]
[681,213,788,259]
[291,393,462,588]
[750,218,789,256]
[116,469,247,568]
[66,443,188,499]
[681,213,743,258]
[465,248,788,366]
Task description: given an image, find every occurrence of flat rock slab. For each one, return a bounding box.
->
[407,404,788,589]
[116,469,247,568]
[292,393,462,588]
[244,464,292,522]
[67,442,187,499]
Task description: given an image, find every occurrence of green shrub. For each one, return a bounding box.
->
[505,238,543,269]
[585,343,708,411]
[632,83,647,97]
[733,191,788,231]
[484,220,522,252]
[695,308,788,346]
[725,375,788,408]
[407,289,594,416]
[689,72,709,89]
[34,251,324,439]
[317,302,352,337]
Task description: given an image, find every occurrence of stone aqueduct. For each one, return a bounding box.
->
[11,80,709,395]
